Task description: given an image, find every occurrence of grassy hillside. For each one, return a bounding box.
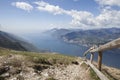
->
[0,47,77,80]
[0,47,119,80]
[0,47,76,65]
[0,47,100,80]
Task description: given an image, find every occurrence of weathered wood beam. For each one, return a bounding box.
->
[98,51,102,71]
[90,38,120,53]
[90,53,94,63]
[84,61,109,80]
[83,45,97,56]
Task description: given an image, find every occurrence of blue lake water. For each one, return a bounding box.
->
[22,33,120,69]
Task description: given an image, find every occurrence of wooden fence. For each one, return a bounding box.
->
[84,38,120,70]
[83,38,120,80]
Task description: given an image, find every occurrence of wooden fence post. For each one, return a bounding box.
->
[98,51,102,71]
[90,53,94,63]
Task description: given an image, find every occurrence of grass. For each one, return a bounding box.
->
[0,76,5,80]
[0,47,76,66]
[46,77,56,80]
[80,62,100,80]
[102,69,117,80]
[89,68,100,80]
[81,63,88,69]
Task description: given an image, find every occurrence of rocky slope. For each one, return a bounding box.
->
[0,48,120,80]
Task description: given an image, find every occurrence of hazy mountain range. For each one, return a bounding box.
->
[0,31,39,52]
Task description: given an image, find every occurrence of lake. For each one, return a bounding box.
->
[22,33,120,69]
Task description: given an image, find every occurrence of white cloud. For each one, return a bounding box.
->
[34,1,95,27]
[95,9,120,27]
[70,9,120,28]
[95,0,120,7]
[12,2,33,12]
[34,1,65,15]
[66,10,95,27]
[34,1,120,28]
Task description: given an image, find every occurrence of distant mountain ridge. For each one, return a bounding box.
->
[49,28,120,47]
[46,28,80,38]
[0,31,39,52]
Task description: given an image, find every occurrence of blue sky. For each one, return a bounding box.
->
[0,0,120,34]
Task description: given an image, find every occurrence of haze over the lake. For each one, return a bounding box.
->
[0,0,120,34]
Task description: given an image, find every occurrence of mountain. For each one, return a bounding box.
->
[53,28,120,47]
[44,28,81,39]
[0,31,39,52]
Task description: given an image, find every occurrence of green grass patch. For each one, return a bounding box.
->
[0,76,5,80]
[102,69,117,80]
[81,63,88,69]
[90,68,100,80]
[46,77,56,80]
[0,47,76,65]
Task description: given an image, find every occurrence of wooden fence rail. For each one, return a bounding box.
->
[85,61,109,80]
[83,38,120,71]
[83,38,120,80]
[90,38,120,53]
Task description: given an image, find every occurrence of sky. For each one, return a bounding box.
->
[0,0,120,34]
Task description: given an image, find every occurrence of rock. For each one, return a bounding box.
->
[17,75,24,80]
[72,61,79,65]
[1,73,10,78]
[42,73,49,77]
[0,66,9,75]
[9,68,22,75]
[33,64,49,72]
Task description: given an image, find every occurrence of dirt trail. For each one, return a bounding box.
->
[40,61,92,80]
